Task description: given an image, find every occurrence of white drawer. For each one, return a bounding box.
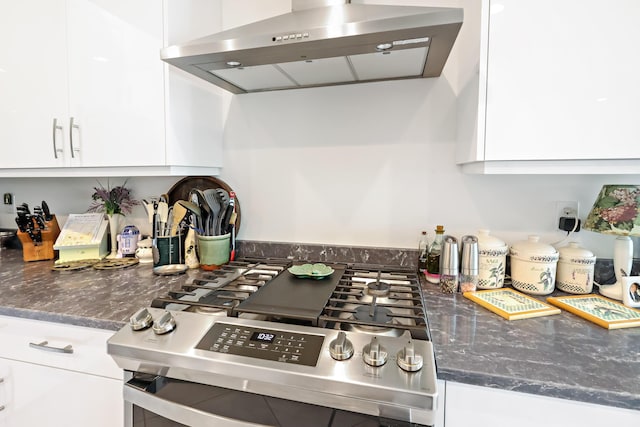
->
[0,315,123,380]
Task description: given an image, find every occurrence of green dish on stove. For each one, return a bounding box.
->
[288,263,334,279]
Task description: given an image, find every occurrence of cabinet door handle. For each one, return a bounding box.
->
[69,117,80,158]
[29,340,74,354]
[52,118,64,159]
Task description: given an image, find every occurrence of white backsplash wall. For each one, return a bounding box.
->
[0,177,178,240]
[217,76,639,258]
[1,0,638,260]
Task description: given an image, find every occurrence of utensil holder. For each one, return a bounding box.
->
[17,215,61,262]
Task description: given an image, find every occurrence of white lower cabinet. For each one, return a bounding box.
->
[0,316,123,427]
[434,379,445,427]
[444,381,640,427]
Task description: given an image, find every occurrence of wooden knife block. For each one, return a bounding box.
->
[17,215,61,262]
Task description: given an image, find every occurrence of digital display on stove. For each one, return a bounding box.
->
[250,331,276,343]
[196,323,325,366]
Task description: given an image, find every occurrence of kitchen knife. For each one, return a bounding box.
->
[41,200,52,221]
[33,206,46,229]
[15,216,27,232]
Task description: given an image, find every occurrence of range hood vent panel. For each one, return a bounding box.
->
[161,2,463,94]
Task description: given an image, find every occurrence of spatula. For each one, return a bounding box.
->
[178,200,202,234]
[170,201,188,236]
[213,188,230,235]
[190,189,210,235]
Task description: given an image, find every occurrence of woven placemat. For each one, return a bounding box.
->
[51,259,101,272]
[92,258,139,270]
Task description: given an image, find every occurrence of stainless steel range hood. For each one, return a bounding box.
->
[161,0,463,94]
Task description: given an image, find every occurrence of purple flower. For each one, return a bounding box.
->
[87,179,139,216]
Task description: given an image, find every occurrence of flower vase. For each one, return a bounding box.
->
[107,214,120,258]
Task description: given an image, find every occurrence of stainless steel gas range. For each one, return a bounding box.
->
[107,258,438,427]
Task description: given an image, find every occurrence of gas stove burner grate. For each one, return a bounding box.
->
[150,257,293,315]
[353,305,393,323]
[319,266,430,340]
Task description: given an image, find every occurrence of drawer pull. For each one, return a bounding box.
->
[0,405,4,411]
[29,341,74,354]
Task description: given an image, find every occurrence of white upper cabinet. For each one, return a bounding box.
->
[0,1,70,169]
[66,0,166,168]
[0,0,227,177]
[456,0,640,174]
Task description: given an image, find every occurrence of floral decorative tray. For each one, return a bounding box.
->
[463,288,561,320]
[547,294,640,329]
[287,263,334,279]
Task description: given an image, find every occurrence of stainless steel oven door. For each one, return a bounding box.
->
[124,373,426,427]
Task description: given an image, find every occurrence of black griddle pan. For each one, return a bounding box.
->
[235,267,345,325]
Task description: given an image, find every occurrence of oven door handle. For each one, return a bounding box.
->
[124,382,272,427]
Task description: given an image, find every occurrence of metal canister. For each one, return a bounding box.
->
[439,235,459,293]
[460,235,479,293]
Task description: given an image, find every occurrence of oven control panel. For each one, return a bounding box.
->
[195,323,325,367]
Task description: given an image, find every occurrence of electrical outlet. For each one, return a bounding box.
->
[3,192,15,214]
[555,200,579,229]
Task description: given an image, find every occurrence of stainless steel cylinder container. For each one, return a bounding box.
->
[440,235,459,275]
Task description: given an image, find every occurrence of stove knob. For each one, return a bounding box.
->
[362,336,387,367]
[129,308,153,331]
[152,311,176,335]
[329,332,354,361]
[396,340,423,372]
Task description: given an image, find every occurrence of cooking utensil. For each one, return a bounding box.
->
[178,200,202,234]
[167,176,241,235]
[203,189,220,235]
[220,204,234,235]
[190,189,211,235]
[170,201,188,236]
[229,210,237,261]
[213,188,230,235]
[157,200,169,236]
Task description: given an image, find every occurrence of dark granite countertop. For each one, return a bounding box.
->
[421,281,640,411]
[1,247,638,412]
[0,249,188,330]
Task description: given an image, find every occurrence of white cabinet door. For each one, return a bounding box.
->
[456,0,640,173]
[445,381,640,427]
[66,0,166,168]
[0,316,124,427]
[0,1,70,169]
[0,358,123,427]
[484,0,640,161]
[0,0,225,177]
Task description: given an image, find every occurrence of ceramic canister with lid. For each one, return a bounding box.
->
[556,242,596,294]
[509,235,559,295]
[476,229,508,289]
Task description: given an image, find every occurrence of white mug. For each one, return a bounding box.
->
[621,276,640,308]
